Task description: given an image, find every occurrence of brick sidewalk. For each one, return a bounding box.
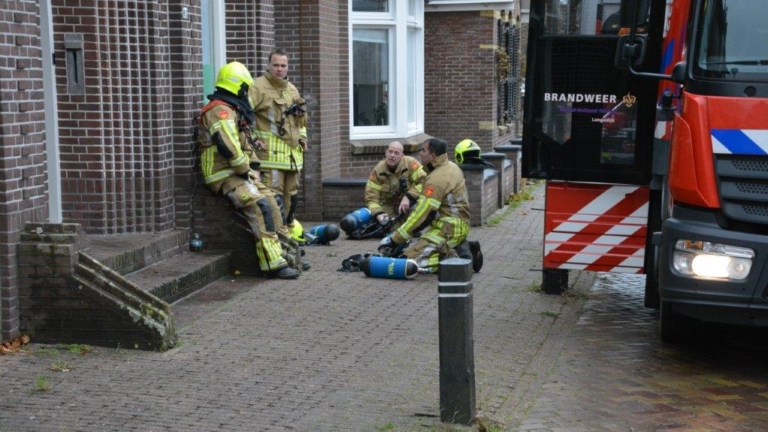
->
[520,273,768,432]
[0,184,596,432]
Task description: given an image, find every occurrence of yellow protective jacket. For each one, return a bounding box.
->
[392,153,470,244]
[249,72,308,172]
[365,155,426,216]
[197,99,255,194]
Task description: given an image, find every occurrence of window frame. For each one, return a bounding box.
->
[202,0,226,100]
[350,0,424,139]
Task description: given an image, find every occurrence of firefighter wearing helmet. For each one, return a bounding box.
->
[378,138,483,273]
[197,61,300,279]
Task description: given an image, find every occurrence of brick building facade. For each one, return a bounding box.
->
[0,0,524,341]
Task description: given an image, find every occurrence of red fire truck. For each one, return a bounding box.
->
[522,0,768,341]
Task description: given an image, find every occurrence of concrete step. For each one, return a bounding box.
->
[125,250,231,304]
[87,230,189,275]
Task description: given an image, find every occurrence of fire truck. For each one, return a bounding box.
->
[522,0,768,341]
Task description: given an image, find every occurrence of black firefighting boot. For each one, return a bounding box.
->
[469,240,483,273]
[270,266,300,279]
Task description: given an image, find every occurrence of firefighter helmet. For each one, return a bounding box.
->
[290,219,306,244]
[454,139,481,164]
[215,61,253,98]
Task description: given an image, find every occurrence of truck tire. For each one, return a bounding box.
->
[644,186,663,309]
[644,243,660,309]
[660,301,703,343]
[659,301,686,343]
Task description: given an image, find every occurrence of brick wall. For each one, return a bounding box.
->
[227,0,274,72]
[321,179,367,224]
[52,1,177,234]
[461,165,500,227]
[425,11,517,155]
[274,0,348,222]
[171,1,205,234]
[0,1,48,340]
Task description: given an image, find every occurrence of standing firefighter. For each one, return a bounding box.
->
[250,49,308,236]
[198,61,300,279]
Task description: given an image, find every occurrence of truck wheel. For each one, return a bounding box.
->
[660,301,703,343]
[644,185,662,309]
[644,242,660,309]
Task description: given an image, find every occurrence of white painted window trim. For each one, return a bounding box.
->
[202,0,227,98]
[42,0,62,223]
[350,0,425,140]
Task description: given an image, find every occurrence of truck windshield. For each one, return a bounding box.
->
[694,0,768,82]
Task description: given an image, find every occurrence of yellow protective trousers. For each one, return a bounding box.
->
[403,218,469,273]
[226,181,288,272]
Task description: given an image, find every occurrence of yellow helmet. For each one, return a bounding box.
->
[455,139,481,164]
[215,61,253,98]
[290,220,305,244]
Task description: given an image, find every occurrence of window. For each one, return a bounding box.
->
[201,1,226,100]
[351,0,423,138]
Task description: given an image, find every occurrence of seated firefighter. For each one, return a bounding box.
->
[341,141,426,239]
[454,138,497,170]
[378,138,483,274]
[197,61,300,279]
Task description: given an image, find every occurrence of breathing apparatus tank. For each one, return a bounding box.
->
[361,256,419,280]
[306,223,340,245]
[340,207,373,236]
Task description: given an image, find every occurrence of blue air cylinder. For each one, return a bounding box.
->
[361,256,419,280]
[307,223,340,245]
[340,207,373,235]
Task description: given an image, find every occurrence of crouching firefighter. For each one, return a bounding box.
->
[197,61,299,279]
[360,141,426,238]
[377,138,483,273]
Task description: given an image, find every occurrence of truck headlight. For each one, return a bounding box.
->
[672,240,754,280]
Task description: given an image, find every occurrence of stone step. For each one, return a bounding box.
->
[125,250,231,304]
[86,230,189,275]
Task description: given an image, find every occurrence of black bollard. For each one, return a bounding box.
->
[437,258,476,425]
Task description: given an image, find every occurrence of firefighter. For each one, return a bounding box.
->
[378,138,482,273]
[364,141,426,225]
[249,48,308,237]
[198,61,300,279]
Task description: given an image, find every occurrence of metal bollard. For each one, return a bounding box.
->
[437,258,476,425]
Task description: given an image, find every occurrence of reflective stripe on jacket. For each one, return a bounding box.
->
[365,155,426,215]
[393,153,470,244]
[249,72,307,172]
[197,100,251,194]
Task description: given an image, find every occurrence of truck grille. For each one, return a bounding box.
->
[716,155,768,224]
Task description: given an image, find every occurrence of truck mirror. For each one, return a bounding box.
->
[614,34,647,69]
[671,61,686,84]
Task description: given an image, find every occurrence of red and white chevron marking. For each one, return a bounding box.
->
[544,182,650,273]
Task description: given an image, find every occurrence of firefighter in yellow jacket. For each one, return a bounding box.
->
[365,141,426,226]
[198,61,299,279]
[249,49,308,235]
[379,138,482,274]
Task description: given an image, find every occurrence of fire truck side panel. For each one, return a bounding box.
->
[544,182,649,273]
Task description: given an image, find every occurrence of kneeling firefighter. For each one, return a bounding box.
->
[377,138,483,273]
[197,61,299,279]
